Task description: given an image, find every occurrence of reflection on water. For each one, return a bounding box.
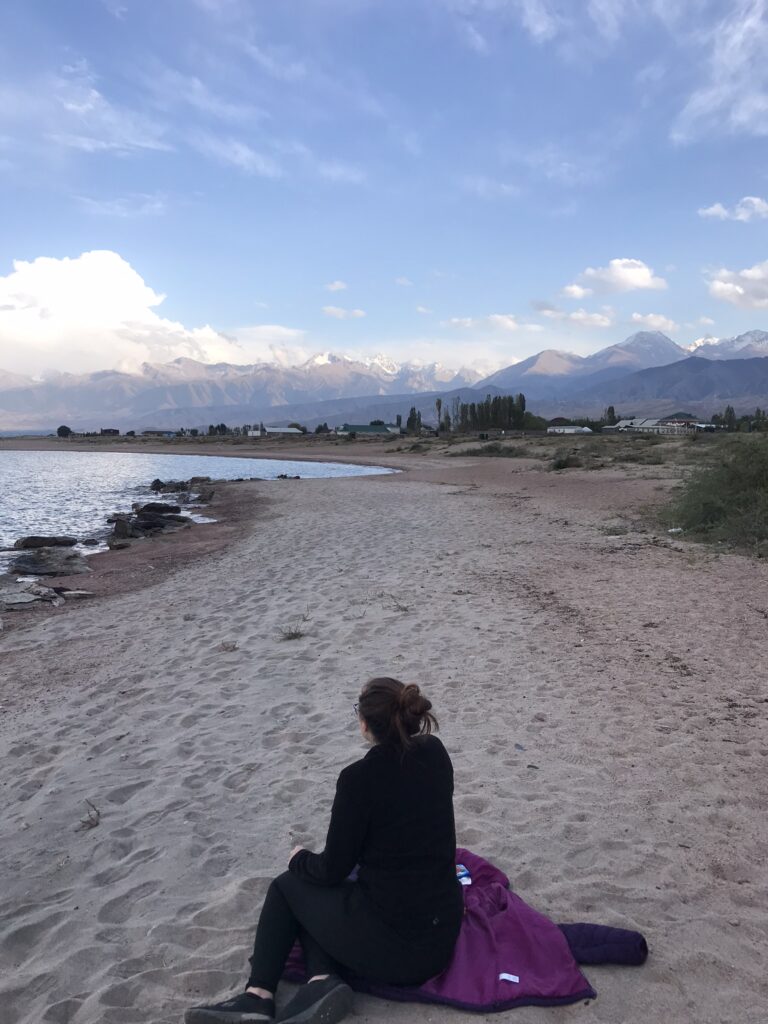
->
[0,450,392,567]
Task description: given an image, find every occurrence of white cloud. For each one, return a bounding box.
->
[76,193,166,218]
[698,202,729,220]
[698,196,768,221]
[486,314,522,331]
[315,159,366,184]
[45,60,171,154]
[587,0,629,41]
[244,41,307,83]
[443,313,541,332]
[462,22,490,53]
[707,259,768,309]
[325,280,348,292]
[516,0,563,41]
[542,306,614,327]
[569,257,667,293]
[502,141,603,187]
[143,66,264,123]
[673,0,768,141]
[189,133,282,177]
[444,317,476,329]
[395,276,414,286]
[630,312,679,333]
[277,141,365,184]
[699,315,715,325]
[461,174,520,199]
[101,0,127,17]
[229,325,310,365]
[322,305,366,320]
[416,305,433,314]
[0,250,307,375]
[562,283,593,299]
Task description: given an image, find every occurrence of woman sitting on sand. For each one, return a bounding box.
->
[186,677,463,1024]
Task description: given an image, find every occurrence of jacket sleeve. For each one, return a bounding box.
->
[289,765,370,885]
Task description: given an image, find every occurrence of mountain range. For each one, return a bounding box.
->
[1,330,768,430]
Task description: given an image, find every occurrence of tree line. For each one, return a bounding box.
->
[711,406,768,432]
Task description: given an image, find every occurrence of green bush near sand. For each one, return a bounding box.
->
[550,450,583,470]
[663,437,768,554]
[460,441,527,458]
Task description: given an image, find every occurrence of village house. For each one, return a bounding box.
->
[604,416,701,435]
[334,423,400,437]
[247,426,305,437]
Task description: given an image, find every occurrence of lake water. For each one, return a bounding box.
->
[0,450,392,569]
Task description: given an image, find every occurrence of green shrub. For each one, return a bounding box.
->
[551,450,583,471]
[462,441,525,458]
[663,438,768,554]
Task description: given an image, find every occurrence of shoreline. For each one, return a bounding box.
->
[0,479,272,634]
[0,443,402,631]
[2,446,767,1023]
[0,435,409,471]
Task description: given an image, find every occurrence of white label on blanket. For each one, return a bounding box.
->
[499,973,520,984]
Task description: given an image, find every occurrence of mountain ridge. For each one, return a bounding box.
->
[2,329,768,429]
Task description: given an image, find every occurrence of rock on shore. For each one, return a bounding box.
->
[12,536,78,549]
[9,547,92,576]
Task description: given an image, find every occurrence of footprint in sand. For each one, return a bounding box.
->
[93,846,161,887]
[223,765,260,792]
[42,997,86,1023]
[459,795,490,815]
[1,910,68,962]
[96,880,162,924]
[105,780,151,805]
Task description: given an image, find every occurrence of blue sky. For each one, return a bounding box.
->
[1,0,768,376]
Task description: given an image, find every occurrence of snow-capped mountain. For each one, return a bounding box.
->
[0,353,481,430]
[2,331,767,430]
[692,330,768,359]
[477,332,687,394]
[583,331,687,372]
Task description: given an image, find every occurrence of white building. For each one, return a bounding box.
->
[607,418,696,435]
[248,426,305,437]
[547,425,593,435]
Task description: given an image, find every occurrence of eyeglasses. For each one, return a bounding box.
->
[353,702,359,716]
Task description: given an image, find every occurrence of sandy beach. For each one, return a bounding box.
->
[1,441,767,1024]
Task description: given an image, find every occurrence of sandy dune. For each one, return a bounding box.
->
[1,452,766,1024]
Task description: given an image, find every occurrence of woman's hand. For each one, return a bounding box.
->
[289,845,306,864]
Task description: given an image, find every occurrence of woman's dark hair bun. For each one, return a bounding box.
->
[399,683,431,717]
[359,677,438,749]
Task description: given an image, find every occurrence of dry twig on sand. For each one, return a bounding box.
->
[76,800,101,832]
[277,608,311,641]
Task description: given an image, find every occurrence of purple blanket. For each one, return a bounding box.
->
[284,848,597,1012]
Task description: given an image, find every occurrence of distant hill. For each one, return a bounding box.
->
[3,330,768,429]
[534,355,768,418]
[0,354,481,431]
[576,355,768,405]
[477,331,688,399]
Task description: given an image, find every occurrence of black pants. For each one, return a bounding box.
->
[247,872,462,993]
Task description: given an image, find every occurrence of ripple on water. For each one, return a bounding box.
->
[0,450,392,569]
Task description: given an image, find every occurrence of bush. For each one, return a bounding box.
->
[551,450,583,471]
[461,442,525,458]
[663,438,768,554]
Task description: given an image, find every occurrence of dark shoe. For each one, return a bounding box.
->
[276,976,353,1024]
[185,991,275,1023]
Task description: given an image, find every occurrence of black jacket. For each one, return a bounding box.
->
[289,735,462,933]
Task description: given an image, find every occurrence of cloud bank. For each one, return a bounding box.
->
[0,250,307,375]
